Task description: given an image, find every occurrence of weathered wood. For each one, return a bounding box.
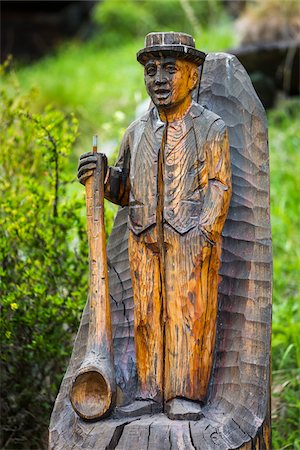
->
[237,375,271,449]
[147,415,171,449]
[70,144,116,420]
[115,416,154,450]
[49,40,272,449]
[169,421,195,450]
[115,399,162,418]
[195,52,272,449]
[165,398,203,421]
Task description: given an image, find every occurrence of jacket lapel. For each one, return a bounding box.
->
[138,108,161,164]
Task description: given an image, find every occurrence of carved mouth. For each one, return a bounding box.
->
[154,89,171,99]
[155,89,170,94]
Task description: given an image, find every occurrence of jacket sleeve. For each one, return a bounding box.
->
[199,119,232,244]
[104,128,131,207]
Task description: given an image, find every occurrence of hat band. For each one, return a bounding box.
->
[137,45,206,66]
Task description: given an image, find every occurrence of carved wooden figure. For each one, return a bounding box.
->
[49,33,272,450]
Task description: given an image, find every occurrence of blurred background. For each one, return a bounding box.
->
[1,1,299,448]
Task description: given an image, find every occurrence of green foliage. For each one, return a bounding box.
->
[0,65,89,449]
[93,0,227,44]
[10,40,145,152]
[268,99,300,449]
[94,0,154,43]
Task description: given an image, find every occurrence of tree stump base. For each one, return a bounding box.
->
[50,410,270,450]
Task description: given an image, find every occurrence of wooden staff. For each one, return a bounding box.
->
[70,135,116,421]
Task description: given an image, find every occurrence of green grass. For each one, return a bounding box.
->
[268,99,300,449]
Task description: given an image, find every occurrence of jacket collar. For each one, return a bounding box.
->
[140,100,204,123]
[140,109,152,122]
[189,101,204,119]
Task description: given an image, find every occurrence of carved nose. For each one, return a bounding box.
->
[154,69,166,84]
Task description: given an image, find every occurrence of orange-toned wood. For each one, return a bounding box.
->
[129,225,222,404]
[50,44,272,450]
[152,59,199,123]
[69,149,115,420]
[126,94,231,405]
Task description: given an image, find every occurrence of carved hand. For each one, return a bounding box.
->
[77,152,108,185]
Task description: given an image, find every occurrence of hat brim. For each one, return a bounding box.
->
[137,45,206,66]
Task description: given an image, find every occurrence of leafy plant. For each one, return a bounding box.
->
[0,64,90,449]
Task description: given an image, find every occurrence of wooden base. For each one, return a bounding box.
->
[49,411,270,450]
[238,392,271,450]
[239,421,270,450]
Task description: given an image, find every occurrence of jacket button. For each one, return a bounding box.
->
[167,210,174,218]
[168,172,174,180]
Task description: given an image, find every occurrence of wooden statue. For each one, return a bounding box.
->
[49,32,272,450]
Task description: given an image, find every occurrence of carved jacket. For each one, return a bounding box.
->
[104,101,232,242]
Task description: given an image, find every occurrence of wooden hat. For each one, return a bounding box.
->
[137,32,206,66]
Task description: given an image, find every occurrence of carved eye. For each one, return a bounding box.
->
[145,66,156,76]
[165,65,177,74]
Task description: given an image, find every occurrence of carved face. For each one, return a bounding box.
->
[144,56,198,109]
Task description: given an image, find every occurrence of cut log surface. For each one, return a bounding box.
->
[49,53,272,449]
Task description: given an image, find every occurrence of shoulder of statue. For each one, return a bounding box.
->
[190,101,223,123]
[190,101,226,138]
[124,108,152,135]
[120,108,153,150]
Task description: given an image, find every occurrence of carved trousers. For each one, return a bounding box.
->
[128,224,221,404]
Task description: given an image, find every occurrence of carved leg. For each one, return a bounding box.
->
[128,230,163,403]
[164,226,220,403]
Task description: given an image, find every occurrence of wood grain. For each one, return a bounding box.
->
[49,52,272,449]
[69,153,116,420]
[196,53,272,448]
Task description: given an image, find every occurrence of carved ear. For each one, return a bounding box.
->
[188,66,199,92]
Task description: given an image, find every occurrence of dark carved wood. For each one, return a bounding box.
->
[49,52,272,449]
[195,53,272,449]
